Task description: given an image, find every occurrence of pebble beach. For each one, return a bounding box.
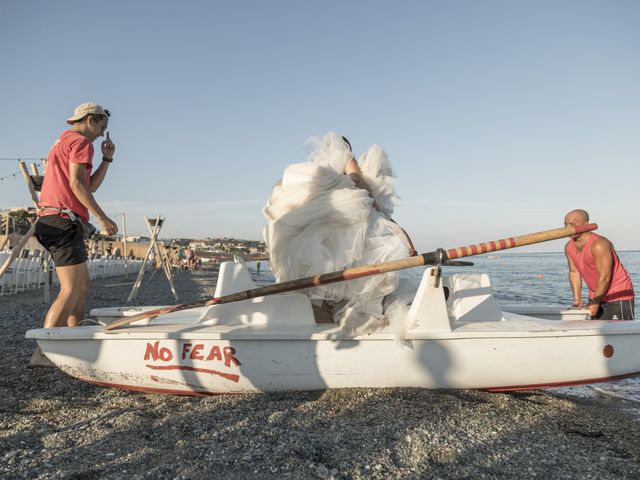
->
[2,268,640,479]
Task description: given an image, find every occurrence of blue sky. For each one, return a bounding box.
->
[1,0,638,252]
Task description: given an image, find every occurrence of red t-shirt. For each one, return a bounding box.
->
[39,130,93,222]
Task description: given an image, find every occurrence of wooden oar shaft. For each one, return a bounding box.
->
[105,223,597,331]
[446,223,597,260]
[211,256,426,305]
[105,255,426,331]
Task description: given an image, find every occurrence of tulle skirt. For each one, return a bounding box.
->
[263,132,421,336]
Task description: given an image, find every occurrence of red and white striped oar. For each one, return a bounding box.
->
[105,223,597,331]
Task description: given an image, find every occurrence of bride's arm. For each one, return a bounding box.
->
[345,156,381,211]
[346,155,416,256]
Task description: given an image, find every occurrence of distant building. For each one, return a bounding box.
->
[125,236,148,242]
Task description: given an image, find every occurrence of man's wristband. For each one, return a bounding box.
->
[102,156,113,163]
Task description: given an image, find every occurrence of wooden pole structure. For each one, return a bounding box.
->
[126,215,178,302]
[0,222,37,278]
[121,212,128,279]
[19,160,52,302]
[0,211,9,250]
[156,239,179,300]
[106,223,598,331]
[146,215,179,300]
[127,215,162,302]
[19,161,39,205]
[0,162,50,300]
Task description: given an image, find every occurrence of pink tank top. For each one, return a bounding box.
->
[567,233,634,302]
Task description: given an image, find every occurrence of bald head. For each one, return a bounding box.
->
[565,209,589,225]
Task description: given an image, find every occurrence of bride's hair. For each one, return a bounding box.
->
[341,136,352,152]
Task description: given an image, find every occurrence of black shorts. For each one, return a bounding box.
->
[591,299,635,320]
[35,215,87,267]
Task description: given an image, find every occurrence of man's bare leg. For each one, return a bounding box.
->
[29,263,90,367]
[66,265,90,327]
[43,263,90,328]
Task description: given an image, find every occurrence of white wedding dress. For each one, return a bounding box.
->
[263,132,420,336]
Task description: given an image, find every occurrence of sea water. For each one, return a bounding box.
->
[244,252,640,408]
[443,251,640,309]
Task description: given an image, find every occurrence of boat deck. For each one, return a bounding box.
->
[26,313,640,342]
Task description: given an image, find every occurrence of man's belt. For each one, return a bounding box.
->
[39,206,80,222]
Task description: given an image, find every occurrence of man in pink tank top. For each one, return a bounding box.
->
[564,209,635,320]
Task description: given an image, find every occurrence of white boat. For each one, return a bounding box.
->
[500,304,590,321]
[26,260,640,395]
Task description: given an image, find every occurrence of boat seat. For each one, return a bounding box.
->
[201,293,316,326]
[443,273,505,323]
[206,261,316,326]
[214,261,257,297]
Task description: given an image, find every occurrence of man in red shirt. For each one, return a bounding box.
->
[30,103,118,366]
[564,209,635,320]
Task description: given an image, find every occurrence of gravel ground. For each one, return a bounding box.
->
[2,268,640,479]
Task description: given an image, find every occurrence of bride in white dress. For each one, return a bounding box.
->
[263,132,420,336]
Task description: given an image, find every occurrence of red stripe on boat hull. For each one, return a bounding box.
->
[484,370,640,392]
[81,378,226,396]
[72,370,640,395]
[145,364,240,383]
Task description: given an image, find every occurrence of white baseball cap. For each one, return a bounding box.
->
[66,103,110,124]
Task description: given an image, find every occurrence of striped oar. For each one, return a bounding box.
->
[105,223,597,331]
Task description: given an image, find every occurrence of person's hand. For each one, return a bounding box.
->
[571,300,585,309]
[587,302,600,318]
[345,155,359,176]
[99,216,118,236]
[101,131,116,160]
[408,248,418,256]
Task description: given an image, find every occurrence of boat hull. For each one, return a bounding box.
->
[30,324,640,394]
